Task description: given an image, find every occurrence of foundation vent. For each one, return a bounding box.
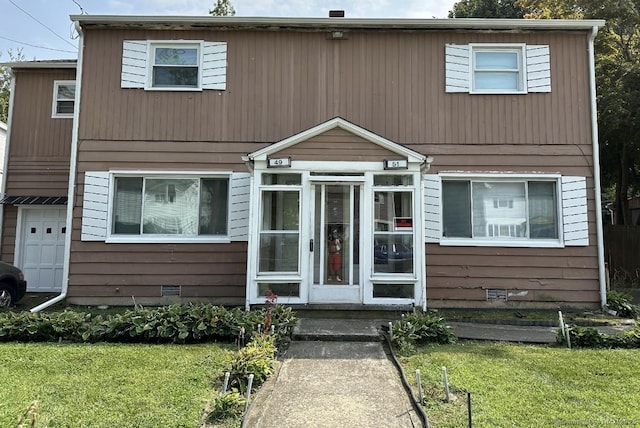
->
[486,289,507,301]
[161,285,181,296]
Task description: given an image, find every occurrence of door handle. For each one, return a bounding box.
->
[309,239,314,252]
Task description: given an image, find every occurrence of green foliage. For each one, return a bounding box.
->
[449,0,528,18]
[228,333,277,393]
[0,49,26,123]
[391,312,456,355]
[0,303,297,344]
[559,323,640,348]
[205,391,246,423]
[607,290,640,318]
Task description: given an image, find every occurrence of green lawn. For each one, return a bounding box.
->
[0,343,234,427]
[402,343,640,428]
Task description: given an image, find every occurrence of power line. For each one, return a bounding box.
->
[8,0,78,49]
[0,35,77,54]
[71,0,88,15]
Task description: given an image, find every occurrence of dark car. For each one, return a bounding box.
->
[0,261,27,308]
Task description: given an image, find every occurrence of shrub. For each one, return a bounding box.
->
[205,391,247,424]
[228,333,277,393]
[607,291,639,319]
[558,323,640,348]
[390,312,456,355]
[0,303,297,344]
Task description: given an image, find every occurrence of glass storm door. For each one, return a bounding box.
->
[308,183,362,303]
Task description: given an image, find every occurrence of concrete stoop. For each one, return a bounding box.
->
[292,317,394,342]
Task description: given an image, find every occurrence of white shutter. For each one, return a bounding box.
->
[81,172,110,241]
[423,175,442,243]
[445,44,470,93]
[526,45,551,93]
[121,41,147,89]
[561,176,589,246]
[202,42,227,90]
[229,172,250,241]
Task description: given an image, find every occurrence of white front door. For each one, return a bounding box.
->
[18,207,66,292]
[308,182,363,303]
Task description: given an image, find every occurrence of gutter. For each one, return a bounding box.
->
[588,26,607,308]
[31,23,84,312]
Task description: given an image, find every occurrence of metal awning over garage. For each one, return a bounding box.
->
[0,196,68,205]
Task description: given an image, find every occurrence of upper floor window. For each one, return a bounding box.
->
[121,40,227,91]
[472,47,524,93]
[445,43,551,94]
[151,44,200,89]
[52,80,75,118]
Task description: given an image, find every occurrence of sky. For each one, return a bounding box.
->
[0,0,458,61]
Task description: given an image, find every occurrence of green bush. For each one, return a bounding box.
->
[390,312,456,355]
[558,323,640,348]
[0,303,297,344]
[228,333,277,393]
[607,291,639,318]
[205,391,246,424]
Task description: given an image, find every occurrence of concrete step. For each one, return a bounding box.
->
[292,317,395,342]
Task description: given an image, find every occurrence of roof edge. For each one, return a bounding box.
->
[1,61,77,69]
[70,15,606,31]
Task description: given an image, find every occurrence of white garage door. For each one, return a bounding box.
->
[19,207,66,292]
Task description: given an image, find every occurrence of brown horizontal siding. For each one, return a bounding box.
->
[79,29,592,147]
[66,284,245,298]
[1,206,17,262]
[5,159,70,195]
[427,288,600,303]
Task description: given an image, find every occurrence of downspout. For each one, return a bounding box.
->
[588,26,607,308]
[0,70,16,256]
[31,22,84,312]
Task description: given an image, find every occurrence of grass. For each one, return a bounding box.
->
[0,342,235,427]
[401,343,640,428]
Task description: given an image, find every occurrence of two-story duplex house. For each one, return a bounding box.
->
[2,15,606,311]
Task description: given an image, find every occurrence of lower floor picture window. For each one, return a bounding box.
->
[442,179,557,240]
[112,176,228,236]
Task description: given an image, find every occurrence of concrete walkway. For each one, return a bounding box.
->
[243,317,636,427]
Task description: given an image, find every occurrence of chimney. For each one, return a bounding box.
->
[329,10,345,18]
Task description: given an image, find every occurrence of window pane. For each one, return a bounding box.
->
[373,234,413,273]
[374,175,413,186]
[199,178,228,235]
[258,283,300,298]
[473,182,526,238]
[154,48,198,65]
[153,67,198,87]
[442,181,471,238]
[262,191,299,230]
[143,179,198,235]
[113,177,143,234]
[259,234,299,272]
[56,101,74,114]
[476,51,518,70]
[262,174,301,185]
[374,191,412,231]
[475,72,518,90]
[57,84,75,100]
[528,181,558,239]
[373,283,414,299]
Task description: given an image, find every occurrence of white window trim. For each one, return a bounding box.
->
[105,170,232,244]
[469,43,527,95]
[51,80,76,118]
[438,172,564,248]
[145,40,204,92]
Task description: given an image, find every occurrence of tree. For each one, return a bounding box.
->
[210,0,235,16]
[448,0,529,18]
[0,49,25,123]
[519,0,640,224]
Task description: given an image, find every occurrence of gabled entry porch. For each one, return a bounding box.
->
[245,117,429,308]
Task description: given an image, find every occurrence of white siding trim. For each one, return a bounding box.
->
[121,41,147,88]
[202,42,227,90]
[81,172,109,241]
[423,175,442,243]
[445,44,470,93]
[562,176,589,246]
[526,45,551,92]
[229,172,250,241]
